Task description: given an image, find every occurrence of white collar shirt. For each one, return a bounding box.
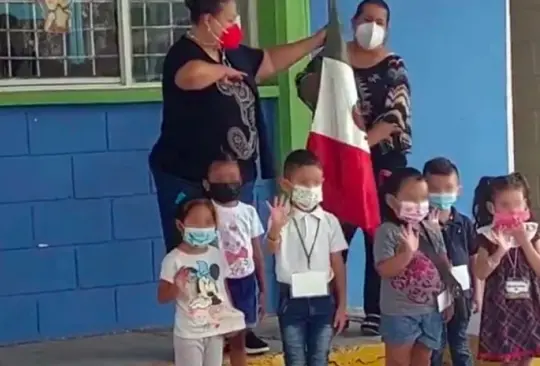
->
[274,206,348,284]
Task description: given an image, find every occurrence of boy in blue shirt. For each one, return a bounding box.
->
[423,157,482,366]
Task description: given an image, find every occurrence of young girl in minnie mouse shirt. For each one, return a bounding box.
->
[473,173,540,365]
[158,198,245,366]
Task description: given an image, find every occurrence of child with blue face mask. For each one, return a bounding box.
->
[423,157,482,366]
[157,198,245,366]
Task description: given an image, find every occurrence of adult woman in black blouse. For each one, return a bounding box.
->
[149,0,325,355]
[296,0,411,336]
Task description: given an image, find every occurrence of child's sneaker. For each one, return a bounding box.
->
[245,331,270,355]
[361,314,381,336]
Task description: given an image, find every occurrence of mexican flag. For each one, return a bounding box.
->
[304,0,380,235]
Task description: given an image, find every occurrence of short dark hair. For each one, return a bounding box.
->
[380,167,425,223]
[207,150,237,177]
[353,0,391,23]
[185,0,230,23]
[283,149,321,178]
[423,157,459,178]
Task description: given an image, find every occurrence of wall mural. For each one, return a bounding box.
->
[40,0,72,33]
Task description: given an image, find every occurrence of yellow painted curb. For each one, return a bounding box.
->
[151,336,540,365]
[223,343,386,366]
[219,336,540,366]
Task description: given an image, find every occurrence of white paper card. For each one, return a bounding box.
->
[291,271,329,298]
[505,280,530,295]
[437,290,453,312]
[451,265,471,291]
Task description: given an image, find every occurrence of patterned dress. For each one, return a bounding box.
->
[477,234,540,362]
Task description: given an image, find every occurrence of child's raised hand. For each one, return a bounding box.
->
[492,229,513,252]
[174,268,190,300]
[266,195,289,229]
[428,208,440,225]
[510,224,530,246]
[400,224,419,252]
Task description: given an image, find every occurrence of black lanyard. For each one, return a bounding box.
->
[292,217,321,270]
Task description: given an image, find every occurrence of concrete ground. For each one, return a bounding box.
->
[0,317,380,366]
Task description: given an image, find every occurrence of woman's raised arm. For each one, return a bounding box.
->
[255,29,326,83]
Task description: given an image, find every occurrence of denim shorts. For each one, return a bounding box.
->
[380,311,443,350]
[227,273,258,328]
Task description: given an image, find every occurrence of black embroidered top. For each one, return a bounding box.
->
[296,53,411,173]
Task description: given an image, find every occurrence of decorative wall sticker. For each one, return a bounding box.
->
[39,0,72,33]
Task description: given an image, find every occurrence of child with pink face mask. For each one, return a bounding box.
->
[374,167,453,366]
[472,173,540,365]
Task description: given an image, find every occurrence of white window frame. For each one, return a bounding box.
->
[0,0,258,92]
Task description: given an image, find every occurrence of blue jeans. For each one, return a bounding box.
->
[277,284,335,366]
[151,168,254,252]
[431,298,473,366]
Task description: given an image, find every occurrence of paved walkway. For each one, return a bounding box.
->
[5,313,527,366]
[0,317,381,366]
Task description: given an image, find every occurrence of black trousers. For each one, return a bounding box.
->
[341,222,381,317]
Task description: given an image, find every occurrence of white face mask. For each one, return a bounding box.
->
[355,22,386,50]
[291,185,323,211]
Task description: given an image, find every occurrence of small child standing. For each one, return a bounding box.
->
[266,149,348,366]
[375,167,450,366]
[472,173,540,365]
[203,154,266,366]
[423,157,480,366]
[157,198,245,366]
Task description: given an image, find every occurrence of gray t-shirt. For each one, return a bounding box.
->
[374,221,447,316]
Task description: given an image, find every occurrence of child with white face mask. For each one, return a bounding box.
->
[265,149,348,366]
[295,0,412,336]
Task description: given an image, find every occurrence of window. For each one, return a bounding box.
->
[0,0,257,86]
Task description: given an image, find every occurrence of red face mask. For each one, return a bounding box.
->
[219,23,243,49]
[493,209,530,229]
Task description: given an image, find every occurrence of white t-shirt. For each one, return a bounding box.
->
[160,247,245,339]
[274,206,348,284]
[213,201,265,279]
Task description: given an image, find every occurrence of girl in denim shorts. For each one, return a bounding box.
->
[374,168,452,366]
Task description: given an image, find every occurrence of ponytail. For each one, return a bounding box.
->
[472,172,533,228]
[472,176,494,228]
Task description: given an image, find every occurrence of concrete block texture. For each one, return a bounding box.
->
[0,99,278,344]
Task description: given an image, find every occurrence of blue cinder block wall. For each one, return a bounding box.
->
[0,100,277,345]
[311,0,509,307]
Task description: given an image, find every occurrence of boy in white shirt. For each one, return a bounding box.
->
[266,149,348,366]
[203,154,266,366]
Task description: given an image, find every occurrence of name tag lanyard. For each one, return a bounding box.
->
[292,218,321,270]
[507,248,520,279]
